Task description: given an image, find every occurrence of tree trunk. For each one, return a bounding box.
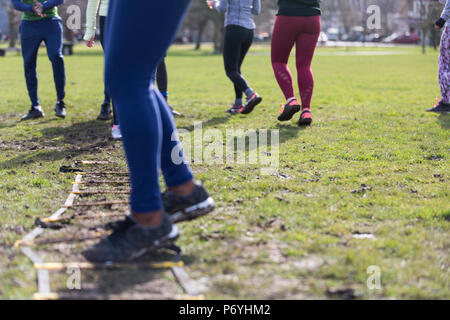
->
[212,14,225,54]
[195,19,208,50]
[7,4,20,48]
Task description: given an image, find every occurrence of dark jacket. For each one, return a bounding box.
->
[277,0,321,17]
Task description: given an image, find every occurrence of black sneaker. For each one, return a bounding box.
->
[162,182,215,223]
[82,213,179,263]
[54,101,66,118]
[97,102,112,120]
[278,99,301,121]
[298,108,313,126]
[226,104,244,115]
[21,106,45,121]
[426,100,450,113]
[241,93,262,115]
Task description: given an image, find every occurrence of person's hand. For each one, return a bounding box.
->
[85,36,95,48]
[206,0,214,10]
[33,0,46,18]
[435,18,446,29]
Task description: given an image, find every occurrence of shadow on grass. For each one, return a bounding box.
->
[56,249,185,299]
[178,115,231,131]
[0,120,112,170]
[438,113,450,129]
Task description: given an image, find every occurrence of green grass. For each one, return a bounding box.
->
[0,44,448,299]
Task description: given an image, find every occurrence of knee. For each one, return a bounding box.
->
[48,52,63,64]
[225,69,239,81]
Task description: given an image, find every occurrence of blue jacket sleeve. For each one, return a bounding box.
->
[11,0,34,12]
[42,0,64,11]
[214,0,228,14]
[252,0,261,15]
[441,0,450,21]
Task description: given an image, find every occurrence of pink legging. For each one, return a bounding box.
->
[271,15,321,109]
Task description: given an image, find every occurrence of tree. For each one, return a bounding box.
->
[1,0,21,48]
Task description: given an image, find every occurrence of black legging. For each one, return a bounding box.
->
[156,58,168,96]
[223,24,254,100]
[99,16,119,125]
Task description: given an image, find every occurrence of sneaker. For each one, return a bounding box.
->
[426,100,450,113]
[21,106,44,121]
[82,213,179,263]
[226,104,244,114]
[162,181,215,223]
[240,93,262,114]
[54,100,66,118]
[169,105,181,117]
[97,102,112,120]
[298,108,312,126]
[111,125,122,140]
[278,98,301,121]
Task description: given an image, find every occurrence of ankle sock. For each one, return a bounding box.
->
[244,88,254,98]
[235,98,243,106]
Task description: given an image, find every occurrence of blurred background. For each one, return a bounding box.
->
[0,0,447,53]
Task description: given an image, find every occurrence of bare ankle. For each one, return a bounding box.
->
[167,180,195,196]
[131,210,163,227]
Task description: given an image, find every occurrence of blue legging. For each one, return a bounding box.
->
[20,18,65,107]
[104,0,193,213]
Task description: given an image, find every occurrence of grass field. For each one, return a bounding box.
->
[0,43,448,299]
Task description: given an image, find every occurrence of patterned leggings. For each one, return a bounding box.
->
[439,26,450,103]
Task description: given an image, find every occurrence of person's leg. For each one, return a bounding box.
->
[234,29,254,106]
[223,26,251,97]
[157,58,169,100]
[104,0,191,218]
[20,20,43,108]
[271,16,298,101]
[295,15,321,110]
[43,19,65,104]
[439,26,450,104]
[99,16,111,105]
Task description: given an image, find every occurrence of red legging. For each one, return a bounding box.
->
[271,15,321,109]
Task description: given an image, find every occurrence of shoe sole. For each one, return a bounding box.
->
[55,109,66,119]
[278,105,301,121]
[241,97,262,115]
[21,114,44,121]
[170,197,215,223]
[97,116,112,120]
[298,117,312,126]
[127,224,180,261]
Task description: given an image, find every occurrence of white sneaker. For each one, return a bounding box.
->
[111,125,122,140]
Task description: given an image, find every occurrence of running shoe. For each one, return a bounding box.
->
[54,100,66,118]
[241,93,262,114]
[21,106,44,121]
[169,105,181,117]
[82,213,179,263]
[111,125,122,140]
[426,100,450,113]
[162,181,215,223]
[97,102,112,120]
[298,108,312,126]
[226,104,244,114]
[278,98,301,121]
